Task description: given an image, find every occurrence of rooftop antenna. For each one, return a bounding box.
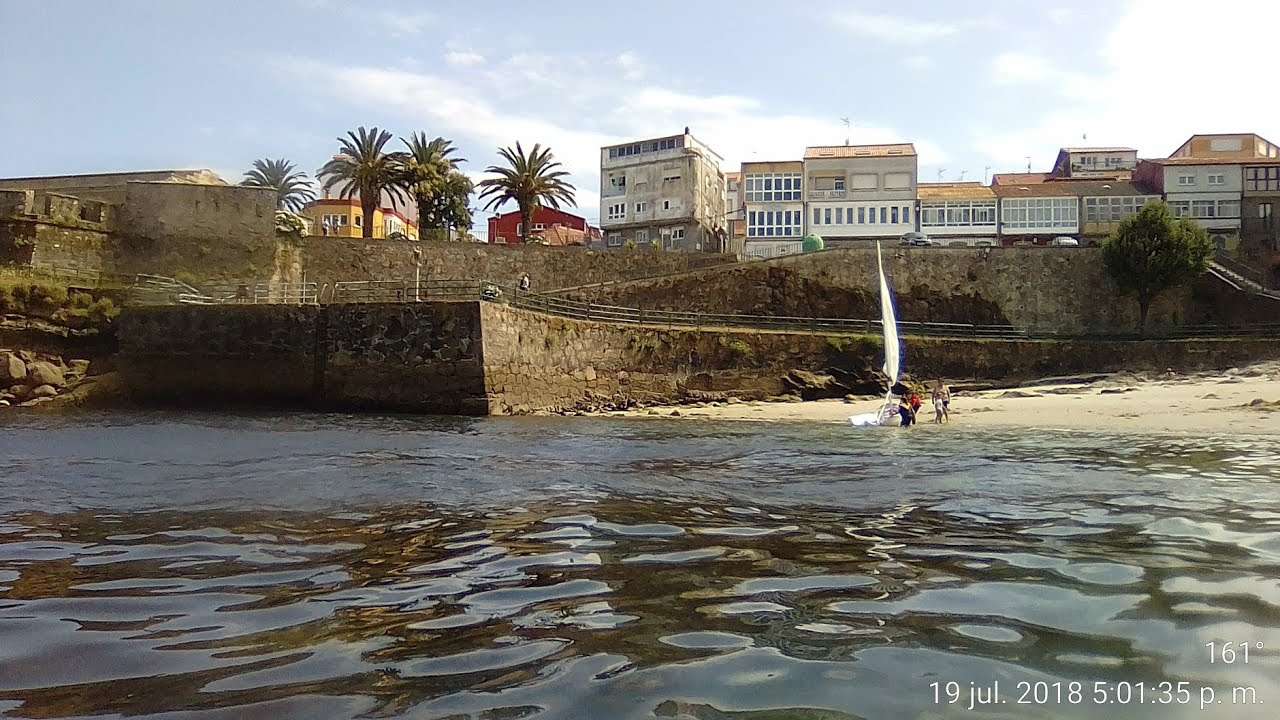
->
[840,117,850,146]
[984,165,991,184]
[1025,156,1032,172]
[937,168,946,182]
[958,170,967,181]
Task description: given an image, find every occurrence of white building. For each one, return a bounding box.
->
[1136,158,1243,247]
[803,144,918,245]
[741,160,805,259]
[599,129,726,251]
[916,182,998,246]
[1050,147,1139,179]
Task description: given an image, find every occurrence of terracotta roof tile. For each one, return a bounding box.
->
[991,172,1049,186]
[917,182,996,200]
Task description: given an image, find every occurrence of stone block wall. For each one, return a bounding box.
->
[116,304,319,406]
[323,302,488,415]
[300,239,736,292]
[558,247,1278,333]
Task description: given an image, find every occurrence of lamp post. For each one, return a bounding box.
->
[411,244,422,301]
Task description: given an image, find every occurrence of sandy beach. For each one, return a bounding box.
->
[607,361,1280,436]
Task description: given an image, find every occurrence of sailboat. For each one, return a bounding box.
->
[848,240,903,427]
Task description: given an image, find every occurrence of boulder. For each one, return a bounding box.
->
[26,361,65,389]
[782,369,849,400]
[8,384,31,401]
[68,359,91,377]
[31,384,58,399]
[0,399,9,407]
[0,353,26,384]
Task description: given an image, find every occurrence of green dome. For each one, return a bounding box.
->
[802,233,825,252]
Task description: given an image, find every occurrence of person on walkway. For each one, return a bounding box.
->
[321,219,331,237]
[932,378,951,423]
[518,273,531,292]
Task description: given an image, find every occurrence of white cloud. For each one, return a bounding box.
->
[973,0,1280,171]
[903,55,932,70]
[831,11,998,45]
[616,52,644,81]
[377,10,434,37]
[444,50,484,68]
[271,48,946,227]
[988,51,1058,86]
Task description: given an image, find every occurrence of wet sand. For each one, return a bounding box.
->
[607,362,1280,436]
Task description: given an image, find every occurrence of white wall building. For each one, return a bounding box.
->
[916,182,998,246]
[599,129,726,251]
[803,144,917,245]
[740,160,804,259]
[1137,159,1243,243]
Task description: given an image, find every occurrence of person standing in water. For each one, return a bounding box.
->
[932,378,951,424]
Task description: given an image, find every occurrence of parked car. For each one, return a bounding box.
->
[900,232,934,246]
[1049,236,1079,247]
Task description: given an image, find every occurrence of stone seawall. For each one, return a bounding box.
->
[117,301,1280,415]
[300,239,735,292]
[323,303,488,415]
[558,247,1279,333]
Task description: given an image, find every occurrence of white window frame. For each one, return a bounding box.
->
[606,203,626,220]
[746,209,802,237]
[353,215,363,227]
[1208,173,1226,186]
[636,229,649,243]
[672,227,685,240]
[635,201,647,213]
[533,223,546,231]
[999,197,1078,230]
[607,232,622,247]
[516,223,523,236]
[744,172,803,202]
[1177,174,1196,186]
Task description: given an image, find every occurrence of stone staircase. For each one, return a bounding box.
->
[1209,254,1280,299]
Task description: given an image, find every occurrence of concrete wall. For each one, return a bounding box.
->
[300,239,736,291]
[558,247,1279,333]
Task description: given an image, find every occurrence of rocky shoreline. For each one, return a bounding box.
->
[0,349,122,411]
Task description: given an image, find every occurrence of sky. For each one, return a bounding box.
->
[2,0,1278,230]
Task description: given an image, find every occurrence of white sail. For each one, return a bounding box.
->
[849,241,902,427]
[876,240,901,386]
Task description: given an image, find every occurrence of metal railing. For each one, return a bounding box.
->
[1213,251,1274,291]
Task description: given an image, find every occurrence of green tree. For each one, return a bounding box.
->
[240,158,315,213]
[397,133,474,240]
[318,126,406,238]
[1101,200,1213,334]
[475,142,576,244]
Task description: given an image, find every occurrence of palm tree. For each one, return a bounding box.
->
[399,133,468,235]
[318,126,406,238]
[240,158,316,213]
[476,142,576,244]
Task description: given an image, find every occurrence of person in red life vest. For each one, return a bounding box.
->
[907,391,922,425]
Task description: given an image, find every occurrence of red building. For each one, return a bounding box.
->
[487,207,587,244]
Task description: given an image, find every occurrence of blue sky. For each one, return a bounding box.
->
[2,0,1275,228]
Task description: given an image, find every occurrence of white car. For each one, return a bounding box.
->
[1049,236,1079,247]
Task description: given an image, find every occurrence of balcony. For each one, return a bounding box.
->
[602,185,626,198]
[809,189,846,200]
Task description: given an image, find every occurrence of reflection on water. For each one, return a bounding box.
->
[1,412,1279,719]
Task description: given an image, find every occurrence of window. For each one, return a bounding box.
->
[902,206,911,224]
[836,207,844,224]
[868,207,876,224]
[1246,167,1280,192]
[858,207,866,224]
[516,223,522,236]
[1208,174,1226,186]
[635,202,647,213]
[999,198,1078,229]
[662,199,672,210]
[744,172,802,201]
[1216,199,1240,218]
[1261,203,1273,219]
[672,227,685,240]
[1191,200,1216,218]
[663,171,682,182]
[607,203,626,220]
[607,232,622,247]
[824,208,832,225]
[880,207,887,224]
[1083,196,1156,223]
[1177,174,1196,186]
[851,174,877,190]
[533,223,545,231]
[891,207,899,224]
[747,209,801,237]
[1170,200,1191,217]
[812,208,820,225]
[833,178,846,191]
[321,213,348,228]
[636,229,649,243]
[354,215,362,227]
[884,173,911,190]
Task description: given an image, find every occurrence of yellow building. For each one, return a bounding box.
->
[302,198,418,239]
